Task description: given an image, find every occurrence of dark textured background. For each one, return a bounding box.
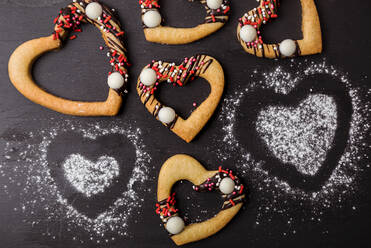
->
[0,0,370,247]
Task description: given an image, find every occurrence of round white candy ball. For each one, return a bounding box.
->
[240,25,257,43]
[279,39,297,57]
[140,68,157,86]
[107,72,124,89]
[219,177,235,195]
[158,107,176,124]
[143,10,162,28]
[85,2,103,20]
[166,216,185,235]
[206,0,223,10]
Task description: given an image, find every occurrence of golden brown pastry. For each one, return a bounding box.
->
[156,154,246,245]
[136,55,224,143]
[139,0,231,44]
[8,0,129,116]
[237,0,322,58]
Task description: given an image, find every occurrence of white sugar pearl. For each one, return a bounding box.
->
[279,39,297,57]
[219,177,235,195]
[107,72,124,89]
[142,10,162,28]
[158,107,176,124]
[166,216,185,235]
[85,2,103,20]
[206,0,223,9]
[240,25,257,43]
[140,68,157,86]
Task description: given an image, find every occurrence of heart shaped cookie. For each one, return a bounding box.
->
[8,0,129,116]
[237,0,322,58]
[137,55,224,143]
[156,154,245,245]
[139,0,231,44]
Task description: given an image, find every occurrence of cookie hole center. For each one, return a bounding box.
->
[155,77,211,119]
[160,0,205,28]
[172,180,223,224]
[32,24,112,102]
[261,0,303,43]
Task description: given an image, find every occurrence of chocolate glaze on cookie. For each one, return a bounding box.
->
[193,167,246,210]
[138,54,214,130]
[237,0,322,58]
[156,167,245,236]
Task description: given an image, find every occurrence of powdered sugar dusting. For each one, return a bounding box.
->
[257,94,337,176]
[62,154,120,198]
[0,120,152,244]
[215,59,370,230]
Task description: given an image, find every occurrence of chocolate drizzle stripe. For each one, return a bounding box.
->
[295,40,301,56]
[202,58,213,74]
[167,115,178,129]
[222,198,244,210]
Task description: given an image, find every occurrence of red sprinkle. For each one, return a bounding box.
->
[239,185,244,194]
[104,16,112,23]
[116,31,124,37]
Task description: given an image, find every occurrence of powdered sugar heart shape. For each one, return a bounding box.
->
[236,75,352,191]
[256,94,337,176]
[62,154,120,198]
[47,132,136,218]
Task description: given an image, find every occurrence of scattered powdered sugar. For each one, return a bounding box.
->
[62,154,120,198]
[0,120,152,244]
[215,59,370,231]
[256,94,338,176]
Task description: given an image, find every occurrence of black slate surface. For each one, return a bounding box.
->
[0,0,370,247]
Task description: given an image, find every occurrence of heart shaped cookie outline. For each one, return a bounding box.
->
[8,0,129,116]
[237,0,322,58]
[157,154,245,246]
[236,75,352,191]
[137,55,224,143]
[139,0,231,44]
